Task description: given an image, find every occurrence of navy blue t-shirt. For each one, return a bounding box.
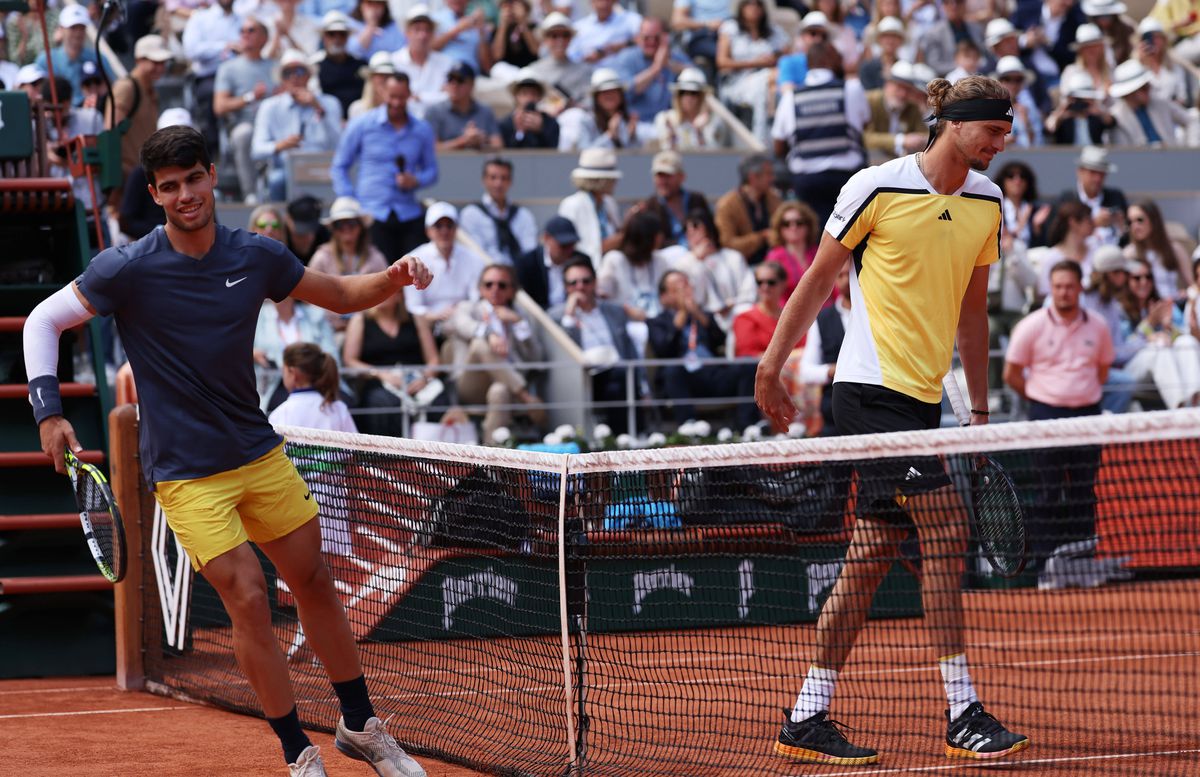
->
[76,225,306,486]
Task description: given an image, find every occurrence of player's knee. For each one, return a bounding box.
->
[220,574,270,621]
[282,555,333,599]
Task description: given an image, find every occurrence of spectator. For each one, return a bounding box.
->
[432,0,492,74]
[1060,23,1112,99]
[268,342,358,433]
[672,209,756,331]
[559,67,643,150]
[733,260,802,357]
[610,16,691,127]
[946,38,984,83]
[42,77,104,248]
[648,270,760,428]
[670,0,726,74]
[654,67,727,151]
[446,264,548,441]
[315,11,367,118]
[248,202,289,244]
[254,294,341,411]
[811,0,863,71]
[182,0,242,154]
[1057,145,1128,248]
[515,216,588,309]
[491,0,539,70]
[332,72,439,260]
[773,41,869,225]
[983,17,1051,111]
[284,193,331,265]
[1003,259,1114,589]
[716,0,788,140]
[1108,59,1193,146]
[642,150,711,250]
[597,209,674,320]
[342,291,441,437]
[1032,201,1096,299]
[1119,257,1200,408]
[500,69,561,147]
[800,259,853,435]
[1012,0,1087,78]
[119,106,191,241]
[1183,257,1200,337]
[551,256,643,433]
[917,0,982,77]
[309,197,388,330]
[857,16,908,91]
[527,12,592,108]
[860,0,915,62]
[568,0,642,68]
[348,50,394,119]
[405,202,489,323]
[989,57,1045,149]
[5,0,59,67]
[995,160,1052,252]
[265,0,323,58]
[559,147,623,264]
[714,153,780,266]
[1137,17,1197,108]
[1123,199,1191,300]
[1082,244,1138,413]
[34,4,114,107]
[77,59,108,112]
[1081,0,1135,65]
[13,64,45,106]
[106,34,171,206]
[764,200,821,302]
[426,62,503,149]
[1151,0,1200,66]
[777,11,830,91]
[1044,69,1114,146]
[393,5,454,119]
[213,15,277,203]
[347,0,405,61]
[460,158,539,266]
[863,59,929,159]
[252,49,343,202]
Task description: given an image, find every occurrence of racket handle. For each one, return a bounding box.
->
[942,372,970,427]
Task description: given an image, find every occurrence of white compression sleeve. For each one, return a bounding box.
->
[23,283,94,380]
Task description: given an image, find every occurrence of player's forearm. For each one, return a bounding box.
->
[23,284,95,423]
[759,236,844,378]
[956,305,990,411]
[331,272,401,314]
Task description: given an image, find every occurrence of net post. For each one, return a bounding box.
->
[555,455,580,771]
[109,404,145,691]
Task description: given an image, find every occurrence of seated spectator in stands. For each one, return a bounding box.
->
[491,0,539,70]
[1013,0,1086,80]
[764,200,821,301]
[800,258,852,434]
[1032,201,1097,299]
[1138,17,1197,107]
[347,0,405,61]
[559,148,623,264]
[254,294,341,411]
[252,50,343,202]
[248,203,289,244]
[717,0,788,140]
[558,67,644,150]
[120,106,192,241]
[714,154,780,267]
[551,256,643,433]
[638,151,708,250]
[1123,199,1192,301]
[992,55,1044,148]
[610,16,690,129]
[446,264,548,441]
[863,60,928,159]
[996,160,1052,251]
[343,291,442,437]
[106,35,170,209]
[5,1,58,68]
[500,69,561,148]
[776,12,827,92]
[78,60,108,113]
[182,0,242,157]
[1118,257,1200,408]
[654,67,727,151]
[598,209,674,321]
[42,77,104,248]
[460,157,539,266]
[426,62,502,149]
[266,0,323,58]
[35,5,114,107]
[14,64,46,105]
[1082,245,1138,413]
[649,270,760,428]
[568,0,642,69]
[1108,59,1193,146]
[315,12,366,118]
[983,17,1051,112]
[671,0,725,75]
[672,209,756,331]
[285,193,331,265]
[733,260,800,357]
[528,13,592,108]
[516,216,588,309]
[857,16,907,91]
[214,15,278,203]
[812,0,863,69]
[1058,145,1128,248]
[1082,0,1135,65]
[1044,70,1114,146]
[1061,23,1112,99]
[432,0,492,74]
[1183,257,1200,338]
[348,51,394,119]
[406,202,489,325]
[333,72,439,260]
[309,197,387,329]
[393,5,454,119]
[918,0,982,77]
[945,39,984,83]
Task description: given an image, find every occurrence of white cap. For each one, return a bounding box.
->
[540,11,573,33]
[405,4,436,26]
[59,4,91,29]
[984,18,1018,48]
[800,11,828,30]
[134,34,172,63]
[1136,17,1165,36]
[278,49,313,78]
[157,107,194,130]
[367,50,395,75]
[322,10,352,32]
[1072,23,1104,49]
[424,201,458,227]
[1109,58,1152,98]
[876,16,905,38]
[15,63,46,87]
[589,67,623,93]
[1081,0,1127,16]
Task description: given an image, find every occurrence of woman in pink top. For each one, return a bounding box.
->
[309,197,388,331]
[732,261,806,422]
[764,201,821,302]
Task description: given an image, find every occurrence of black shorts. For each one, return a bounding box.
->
[832,381,951,526]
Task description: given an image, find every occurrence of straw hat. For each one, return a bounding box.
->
[363,51,395,77]
[670,67,710,93]
[321,196,374,227]
[321,10,351,32]
[571,148,622,180]
[1109,59,1152,98]
[275,49,313,81]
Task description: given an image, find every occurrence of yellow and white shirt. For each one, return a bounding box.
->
[826,154,1002,403]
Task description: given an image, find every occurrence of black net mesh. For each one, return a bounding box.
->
[137,415,1200,776]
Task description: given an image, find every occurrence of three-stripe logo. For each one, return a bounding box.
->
[938,209,953,222]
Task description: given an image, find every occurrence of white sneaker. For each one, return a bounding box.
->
[288,745,328,777]
[335,716,427,777]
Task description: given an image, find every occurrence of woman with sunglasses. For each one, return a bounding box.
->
[1123,199,1191,301]
[765,201,822,302]
[248,204,288,244]
[309,197,389,331]
[1117,258,1200,408]
[732,263,807,413]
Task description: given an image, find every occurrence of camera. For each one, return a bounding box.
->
[1142,30,1157,46]
[524,101,538,112]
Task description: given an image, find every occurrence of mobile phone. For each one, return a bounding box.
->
[1068,99,1089,113]
[1142,31,1156,45]
[395,155,406,173]
[524,101,538,112]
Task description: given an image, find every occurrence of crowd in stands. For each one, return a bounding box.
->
[6,0,1200,443]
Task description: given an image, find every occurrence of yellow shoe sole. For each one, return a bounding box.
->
[774,740,881,765]
[946,738,1030,760]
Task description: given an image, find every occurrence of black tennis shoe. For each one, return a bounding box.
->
[945,702,1029,760]
[774,709,880,765]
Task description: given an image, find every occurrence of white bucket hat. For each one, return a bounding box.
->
[571,148,622,180]
[1072,23,1104,50]
[993,55,1034,86]
[985,18,1019,49]
[322,196,374,227]
[1109,58,1152,98]
[671,67,710,93]
[589,68,623,94]
[1077,145,1117,173]
[1061,70,1102,100]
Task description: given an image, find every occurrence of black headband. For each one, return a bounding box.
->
[935,98,1014,123]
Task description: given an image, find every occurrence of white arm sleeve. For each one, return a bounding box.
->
[23,284,94,380]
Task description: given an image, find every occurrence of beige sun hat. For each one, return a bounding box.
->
[321,196,374,228]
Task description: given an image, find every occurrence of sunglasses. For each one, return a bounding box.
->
[483,280,511,290]
[565,277,594,287]
[756,278,780,287]
[283,67,309,79]
[546,30,571,39]
[431,221,456,230]
[333,220,360,231]
[1129,274,1151,281]
[781,219,806,228]
[255,219,281,229]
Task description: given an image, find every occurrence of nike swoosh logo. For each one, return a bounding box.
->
[36,387,45,407]
[225,277,248,287]
[303,492,311,500]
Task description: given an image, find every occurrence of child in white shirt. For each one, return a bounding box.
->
[268,342,358,433]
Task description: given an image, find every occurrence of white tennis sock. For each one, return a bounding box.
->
[939,653,979,721]
[791,665,838,722]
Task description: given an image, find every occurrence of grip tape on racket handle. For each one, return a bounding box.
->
[942,373,970,427]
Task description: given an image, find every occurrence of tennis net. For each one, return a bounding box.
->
[128,410,1200,776]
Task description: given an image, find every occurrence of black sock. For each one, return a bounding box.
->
[267,706,312,765]
[332,675,376,732]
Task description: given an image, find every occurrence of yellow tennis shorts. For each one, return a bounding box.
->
[154,442,319,571]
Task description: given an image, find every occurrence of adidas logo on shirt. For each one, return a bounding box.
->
[938,210,953,222]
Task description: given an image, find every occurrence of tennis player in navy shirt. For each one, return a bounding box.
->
[24,126,432,777]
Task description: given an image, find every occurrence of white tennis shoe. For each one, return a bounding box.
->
[335,716,427,777]
[288,745,328,777]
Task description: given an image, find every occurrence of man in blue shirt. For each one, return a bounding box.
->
[332,71,439,261]
[432,0,491,73]
[34,4,114,107]
[609,16,691,125]
[24,125,433,777]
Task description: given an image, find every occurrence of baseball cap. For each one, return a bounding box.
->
[287,195,324,234]
[543,216,579,245]
[651,150,683,175]
[16,64,47,87]
[134,34,172,63]
[446,62,476,82]
[540,12,573,33]
[59,4,90,29]
[80,60,102,84]
[322,10,351,32]
[156,107,194,130]
[424,201,459,227]
[405,4,436,26]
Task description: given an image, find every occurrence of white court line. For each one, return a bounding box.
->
[0,706,190,720]
[799,748,1200,776]
[0,685,108,696]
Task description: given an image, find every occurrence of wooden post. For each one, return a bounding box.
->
[110,404,145,691]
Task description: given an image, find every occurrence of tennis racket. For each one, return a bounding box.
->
[942,374,1027,578]
[64,448,127,584]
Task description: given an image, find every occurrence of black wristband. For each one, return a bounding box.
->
[29,374,64,424]
[970,408,990,416]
